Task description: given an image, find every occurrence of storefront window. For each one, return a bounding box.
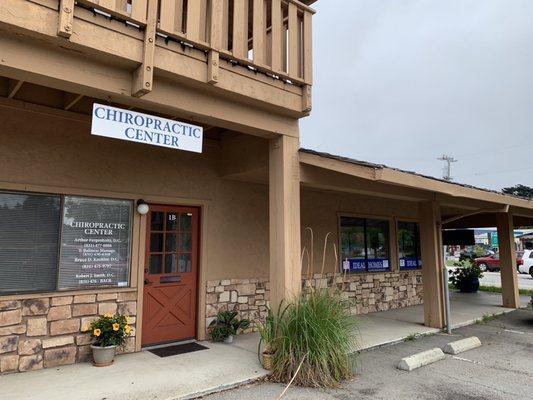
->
[0,191,133,295]
[340,216,391,273]
[398,221,422,270]
[0,193,61,294]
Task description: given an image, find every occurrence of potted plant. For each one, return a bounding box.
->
[449,260,484,293]
[88,313,132,366]
[257,307,279,371]
[208,311,250,344]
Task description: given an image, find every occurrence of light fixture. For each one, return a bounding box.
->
[136,199,149,215]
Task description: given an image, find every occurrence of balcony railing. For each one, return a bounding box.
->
[65,0,314,97]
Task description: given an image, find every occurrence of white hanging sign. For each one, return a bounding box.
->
[91,103,203,153]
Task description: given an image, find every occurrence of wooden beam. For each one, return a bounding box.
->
[63,93,84,110]
[132,0,157,97]
[7,79,23,98]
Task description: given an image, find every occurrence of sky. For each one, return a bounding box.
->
[300,0,533,191]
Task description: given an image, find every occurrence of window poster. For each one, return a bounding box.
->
[58,196,132,290]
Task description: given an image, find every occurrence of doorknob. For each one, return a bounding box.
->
[144,278,151,285]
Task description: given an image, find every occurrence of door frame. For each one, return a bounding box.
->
[135,197,209,351]
[141,203,200,346]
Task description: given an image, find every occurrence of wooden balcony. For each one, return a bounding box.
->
[0,0,316,137]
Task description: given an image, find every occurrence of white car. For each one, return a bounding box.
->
[518,249,533,277]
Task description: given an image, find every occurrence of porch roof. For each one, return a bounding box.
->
[299,148,533,228]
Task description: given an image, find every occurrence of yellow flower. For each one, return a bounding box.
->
[112,323,120,331]
[93,328,101,337]
[125,325,132,334]
[104,313,113,318]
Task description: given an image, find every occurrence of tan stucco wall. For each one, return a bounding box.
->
[300,189,419,275]
[0,107,269,282]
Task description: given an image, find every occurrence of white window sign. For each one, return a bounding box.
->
[91,103,203,153]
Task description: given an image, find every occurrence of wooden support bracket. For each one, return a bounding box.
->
[7,80,23,99]
[207,51,220,84]
[132,0,157,97]
[64,93,84,110]
[302,85,312,113]
[58,0,75,38]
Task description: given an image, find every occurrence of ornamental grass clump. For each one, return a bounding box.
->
[89,313,132,347]
[269,288,358,388]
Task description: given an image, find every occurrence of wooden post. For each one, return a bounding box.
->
[303,10,313,84]
[232,0,248,59]
[270,0,282,73]
[496,213,520,308]
[208,0,223,84]
[132,0,157,97]
[252,0,265,66]
[269,135,302,310]
[57,0,75,38]
[288,3,299,78]
[419,201,445,328]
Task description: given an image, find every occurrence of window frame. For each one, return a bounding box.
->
[396,219,422,271]
[0,189,134,296]
[338,213,393,274]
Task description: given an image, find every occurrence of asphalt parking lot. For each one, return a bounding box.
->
[204,308,533,400]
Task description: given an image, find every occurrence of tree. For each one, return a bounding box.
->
[502,184,533,199]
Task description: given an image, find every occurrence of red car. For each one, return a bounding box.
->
[474,253,523,272]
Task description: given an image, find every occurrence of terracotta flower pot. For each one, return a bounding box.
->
[91,345,117,367]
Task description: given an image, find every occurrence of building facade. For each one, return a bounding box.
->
[0,0,531,375]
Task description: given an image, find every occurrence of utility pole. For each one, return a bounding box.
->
[438,154,457,182]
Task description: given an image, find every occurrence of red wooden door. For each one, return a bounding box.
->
[142,205,199,346]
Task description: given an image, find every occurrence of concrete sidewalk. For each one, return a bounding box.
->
[357,290,530,350]
[0,334,267,400]
[1,291,527,400]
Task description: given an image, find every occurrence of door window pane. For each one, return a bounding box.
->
[0,192,61,294]
[180,232,192,251]
[166,212,178,231]
[181,213,192,231]
[150,254,163,274]
[165,253,178,273]
[179,253,192,273]
[151,212,164,231]
[150,233,164,252]
[165,234,178,252]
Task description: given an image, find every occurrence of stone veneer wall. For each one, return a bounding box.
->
[0,291,137,374]
[205,271,423,334]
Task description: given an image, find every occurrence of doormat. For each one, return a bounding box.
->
[148,342,209,358]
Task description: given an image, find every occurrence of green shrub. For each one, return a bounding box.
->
[269,288,358,388]
[208,311,250,342]
[88,313,132,347]
[449,260,483,288]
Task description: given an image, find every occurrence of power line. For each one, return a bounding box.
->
[437,154,457,181]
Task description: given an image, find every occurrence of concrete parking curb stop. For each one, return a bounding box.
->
[397,348,446,371]
[442,337,481,355]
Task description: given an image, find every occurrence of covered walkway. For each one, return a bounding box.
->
[358,291,530,350]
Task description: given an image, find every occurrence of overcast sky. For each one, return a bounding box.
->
[300,0,533,191]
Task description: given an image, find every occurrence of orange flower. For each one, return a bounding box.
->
[112,323,120,331]
[93,328,102,337]
[125,325,132,334]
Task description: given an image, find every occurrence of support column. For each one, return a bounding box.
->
[419,201,445,328]
[269,135,302,310]
[496,213,520,308]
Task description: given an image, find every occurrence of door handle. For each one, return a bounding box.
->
[144,278,151,285]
